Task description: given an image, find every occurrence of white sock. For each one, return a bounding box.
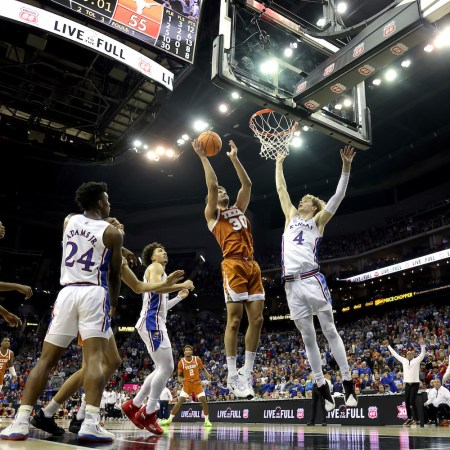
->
[243,351,256,373]
[43,399,60,418]
[85,405,100,423]
[204,415,209,420]
[77,399,86,420]
[16,405,33,424]
[169,414,175,420]
[227,356,237,377]
[145,399,158,414]
[133,372,155,407]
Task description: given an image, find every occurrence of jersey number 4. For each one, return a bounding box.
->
[65,242,95,272]
[293,231,305,245]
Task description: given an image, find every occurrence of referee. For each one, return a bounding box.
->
[385,337,426,426]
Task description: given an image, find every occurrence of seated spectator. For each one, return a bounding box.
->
[424,378,450,426]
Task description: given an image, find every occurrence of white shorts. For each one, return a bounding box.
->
[137,326,171,354]
[284,272,332,320]
[45,285,111,348]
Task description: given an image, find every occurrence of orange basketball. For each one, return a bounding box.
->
[198,131,222,157]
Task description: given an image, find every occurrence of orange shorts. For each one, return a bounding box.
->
[221,258,265,303]
[181,380,205,398]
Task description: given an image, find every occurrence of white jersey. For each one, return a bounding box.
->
[60,214,110,287]
[282,215,322,277]
[136,271,168,332]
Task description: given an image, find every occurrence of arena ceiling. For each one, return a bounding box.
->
[1,0,450,231]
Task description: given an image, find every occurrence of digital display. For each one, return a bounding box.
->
[50,0,200,63]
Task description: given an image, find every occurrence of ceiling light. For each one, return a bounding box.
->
[335,103,343,110]
[293,130,301,136]
[177,138,185,145]
[143,144,148,149]
[424,44,434,52]
[290,136,303,147]
[146,150,156,160]
[166,149,175,158]
[193,120,208,132]
[372,78,382,86]
[336,2,347,14]
[302,125,309,131]
[401,59,411,68]
[284,47,293,58]
[133,139,142,147]
[385,69,397,81]
[182,134,189,140]
[156,146,165,155]
[260,59,279,74]
[435,27,450,48]
[317,18,326,27]
[231,91,240,99]
[343,98,352,107]
[290,42,298,49]
[219,104,228,113]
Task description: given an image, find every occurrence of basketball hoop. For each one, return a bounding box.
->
[249,109,298,160]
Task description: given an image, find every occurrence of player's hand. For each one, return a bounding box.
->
[106,217,125,235]
[341,145,356,167]
[1,310,22,327]
[227,140,238,158]
[275,152,286,164]
[0,221,5,239]
[16,284,33,300]
[122,248,137,267]
[192,138,206,157]
[177,289,190,299]
[122,256,129,267]
[182,280,195,291]
[382,340,389,346]
[166,270,185,286]
[419,337,424,345]
[109,306,116,319]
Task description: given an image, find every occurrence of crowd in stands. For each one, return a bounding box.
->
[1,301,449,413]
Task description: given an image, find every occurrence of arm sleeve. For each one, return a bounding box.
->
[325,172,350,215]
[387,345,403,363]
[167,295,183,310]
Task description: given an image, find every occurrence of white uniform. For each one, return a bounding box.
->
[45,214,112,346]
[282,215,332,320]
[136,272,171,353]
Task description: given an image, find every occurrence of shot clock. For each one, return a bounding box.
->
[50,0,200,63]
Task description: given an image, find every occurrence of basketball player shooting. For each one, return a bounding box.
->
[275,145,358,411]
[193,138,264,399]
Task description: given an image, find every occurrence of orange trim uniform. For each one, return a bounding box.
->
[210,207,264,302]
[179,356,204,398]
[0,349,13,385]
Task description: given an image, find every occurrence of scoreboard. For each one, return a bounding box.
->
[50,0,201,63]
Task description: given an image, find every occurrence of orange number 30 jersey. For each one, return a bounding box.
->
[0,349,13,384]
[178,356,203,383]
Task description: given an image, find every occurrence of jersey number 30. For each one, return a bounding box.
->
[65,242,95,272]
[229,215,247,231]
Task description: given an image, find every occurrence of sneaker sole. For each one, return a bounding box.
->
[77,434,114,442]
[143,427,163,436]
[121,407,144,430]
[0,434,29,440]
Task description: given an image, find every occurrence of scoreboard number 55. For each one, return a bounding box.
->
[128,14,147,32]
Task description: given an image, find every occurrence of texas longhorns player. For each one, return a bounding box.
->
[160,345,211,427]
[0,338,16,392]
[193,139,264,399]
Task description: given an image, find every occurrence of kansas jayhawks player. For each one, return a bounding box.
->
[275,146,358,411]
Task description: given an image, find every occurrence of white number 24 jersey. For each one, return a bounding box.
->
[60,214,111,287]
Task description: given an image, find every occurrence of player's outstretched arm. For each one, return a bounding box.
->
[0,282,33,299]
[315,145,355,230]
[227,140,252,213]
[103,226,123,317]
[193,139,219,224]
[275,153,297,225]
[121,259,185,294]
[147,263,195,294]
[0,305,22,327]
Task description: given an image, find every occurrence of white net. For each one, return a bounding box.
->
[249,109,298,160]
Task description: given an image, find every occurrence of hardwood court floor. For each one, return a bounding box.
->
[1,418,450,449]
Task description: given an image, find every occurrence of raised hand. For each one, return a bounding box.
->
[16,284,33,300]
[227,140,238,158]
[122,247,137,267]
[3,311,22,327]
[0,221,5,239]
[340,145,356,166]
[192,138,206,157]
[166,270,185,286]
[177,288,190,300]
[182,279,195,291]
[275,152,286,164]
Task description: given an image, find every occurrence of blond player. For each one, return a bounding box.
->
[160,345,212,427]
[194,139,264,398]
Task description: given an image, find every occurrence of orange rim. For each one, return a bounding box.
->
[249,109,298,137]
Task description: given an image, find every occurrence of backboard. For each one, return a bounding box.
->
[212,0,444,150]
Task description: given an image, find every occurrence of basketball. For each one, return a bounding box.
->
[198,131,222,157]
